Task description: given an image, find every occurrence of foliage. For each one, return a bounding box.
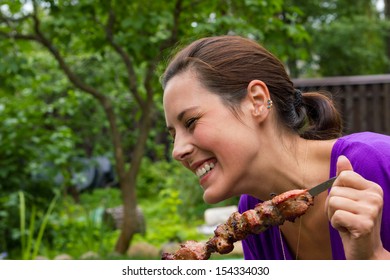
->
[0,80,76,195]
[18,191,59,260]
[47,193,119,259]
[1,190,59,259]
[0,192,21,254]
[289,0,390,76]
[8,183,206,259]
[0,46,109,255]
[6,188,122,259]
[134,158,239,248]
[0,84,76,255]
[136,158,213,245]
[135,189,204,247]
[137,158,239,219]
[313,15,390,76]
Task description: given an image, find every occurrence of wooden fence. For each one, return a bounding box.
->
[293,74,390,136]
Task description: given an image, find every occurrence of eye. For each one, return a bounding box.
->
[184,118,197,129]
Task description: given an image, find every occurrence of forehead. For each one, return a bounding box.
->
[163,71,204,110]
[163,71,226,124]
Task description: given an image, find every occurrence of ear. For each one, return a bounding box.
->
[246,80,271,118]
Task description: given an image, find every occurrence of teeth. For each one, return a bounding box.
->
[196,162,215,178]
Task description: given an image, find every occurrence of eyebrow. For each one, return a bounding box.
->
[178,106,200,121]
[166,106,200,132]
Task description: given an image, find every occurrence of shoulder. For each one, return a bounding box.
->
[331,132,390,192]
[332,132,390,166]
[333,132,390,155]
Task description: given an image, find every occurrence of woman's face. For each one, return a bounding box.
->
[163,70,264,204]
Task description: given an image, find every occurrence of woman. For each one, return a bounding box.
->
[161,35,390,260]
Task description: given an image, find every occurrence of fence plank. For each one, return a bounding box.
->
[357,84,367,132]
[385,83,390,133]
[372,84,381,133]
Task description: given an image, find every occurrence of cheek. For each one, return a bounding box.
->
[198,123,258,164]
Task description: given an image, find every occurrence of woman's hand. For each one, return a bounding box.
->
[326,155,390,259]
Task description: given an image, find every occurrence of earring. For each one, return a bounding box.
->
[266,99,273,109]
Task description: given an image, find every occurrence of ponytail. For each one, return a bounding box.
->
[292,91,343,140]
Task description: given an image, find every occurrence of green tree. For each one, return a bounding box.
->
[0,0,310,254]
[1,0,179,254]
[0,49,81,254]
[288,0,390,76]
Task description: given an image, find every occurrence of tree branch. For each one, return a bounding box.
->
[25,3,127,178]
[119,0,185,180]
[105,9,145,109]
[0,30,38,41]
[0,12,37,40]
[0,13,32,24]
[29,10,106,104]
[143,0,183,100]
[2,11,107,105]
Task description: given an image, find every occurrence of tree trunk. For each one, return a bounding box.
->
[114,177,139,254]
[114,100,154,254]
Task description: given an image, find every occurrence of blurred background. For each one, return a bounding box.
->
[0,0,389,260]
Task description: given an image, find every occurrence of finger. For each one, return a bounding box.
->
[330,210,375,238]
[336,155,354,176]
[328,185,360,202]
[330,184,383,205]
[327,194,380,217]
[328,195,358,213]
[327,196,358,221]
[328,193,383,224]
[333,170,368,191]
[334,155,366,191]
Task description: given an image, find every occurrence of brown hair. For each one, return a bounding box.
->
[162,36,342,140]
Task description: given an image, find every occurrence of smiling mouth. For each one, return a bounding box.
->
[195,162,215,178]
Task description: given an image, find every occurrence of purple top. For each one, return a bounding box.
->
[238,132,390,260]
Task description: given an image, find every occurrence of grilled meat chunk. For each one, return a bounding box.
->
[162,189,313,260]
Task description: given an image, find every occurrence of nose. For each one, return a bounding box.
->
[172,134,194,162]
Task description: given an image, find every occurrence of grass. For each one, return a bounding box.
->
[18,191,59,260]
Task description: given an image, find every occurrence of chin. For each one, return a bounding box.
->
[203,190,230,205]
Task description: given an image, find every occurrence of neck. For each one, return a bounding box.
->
[248,134,335,200]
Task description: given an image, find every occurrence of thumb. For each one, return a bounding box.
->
[336,155,354,176]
